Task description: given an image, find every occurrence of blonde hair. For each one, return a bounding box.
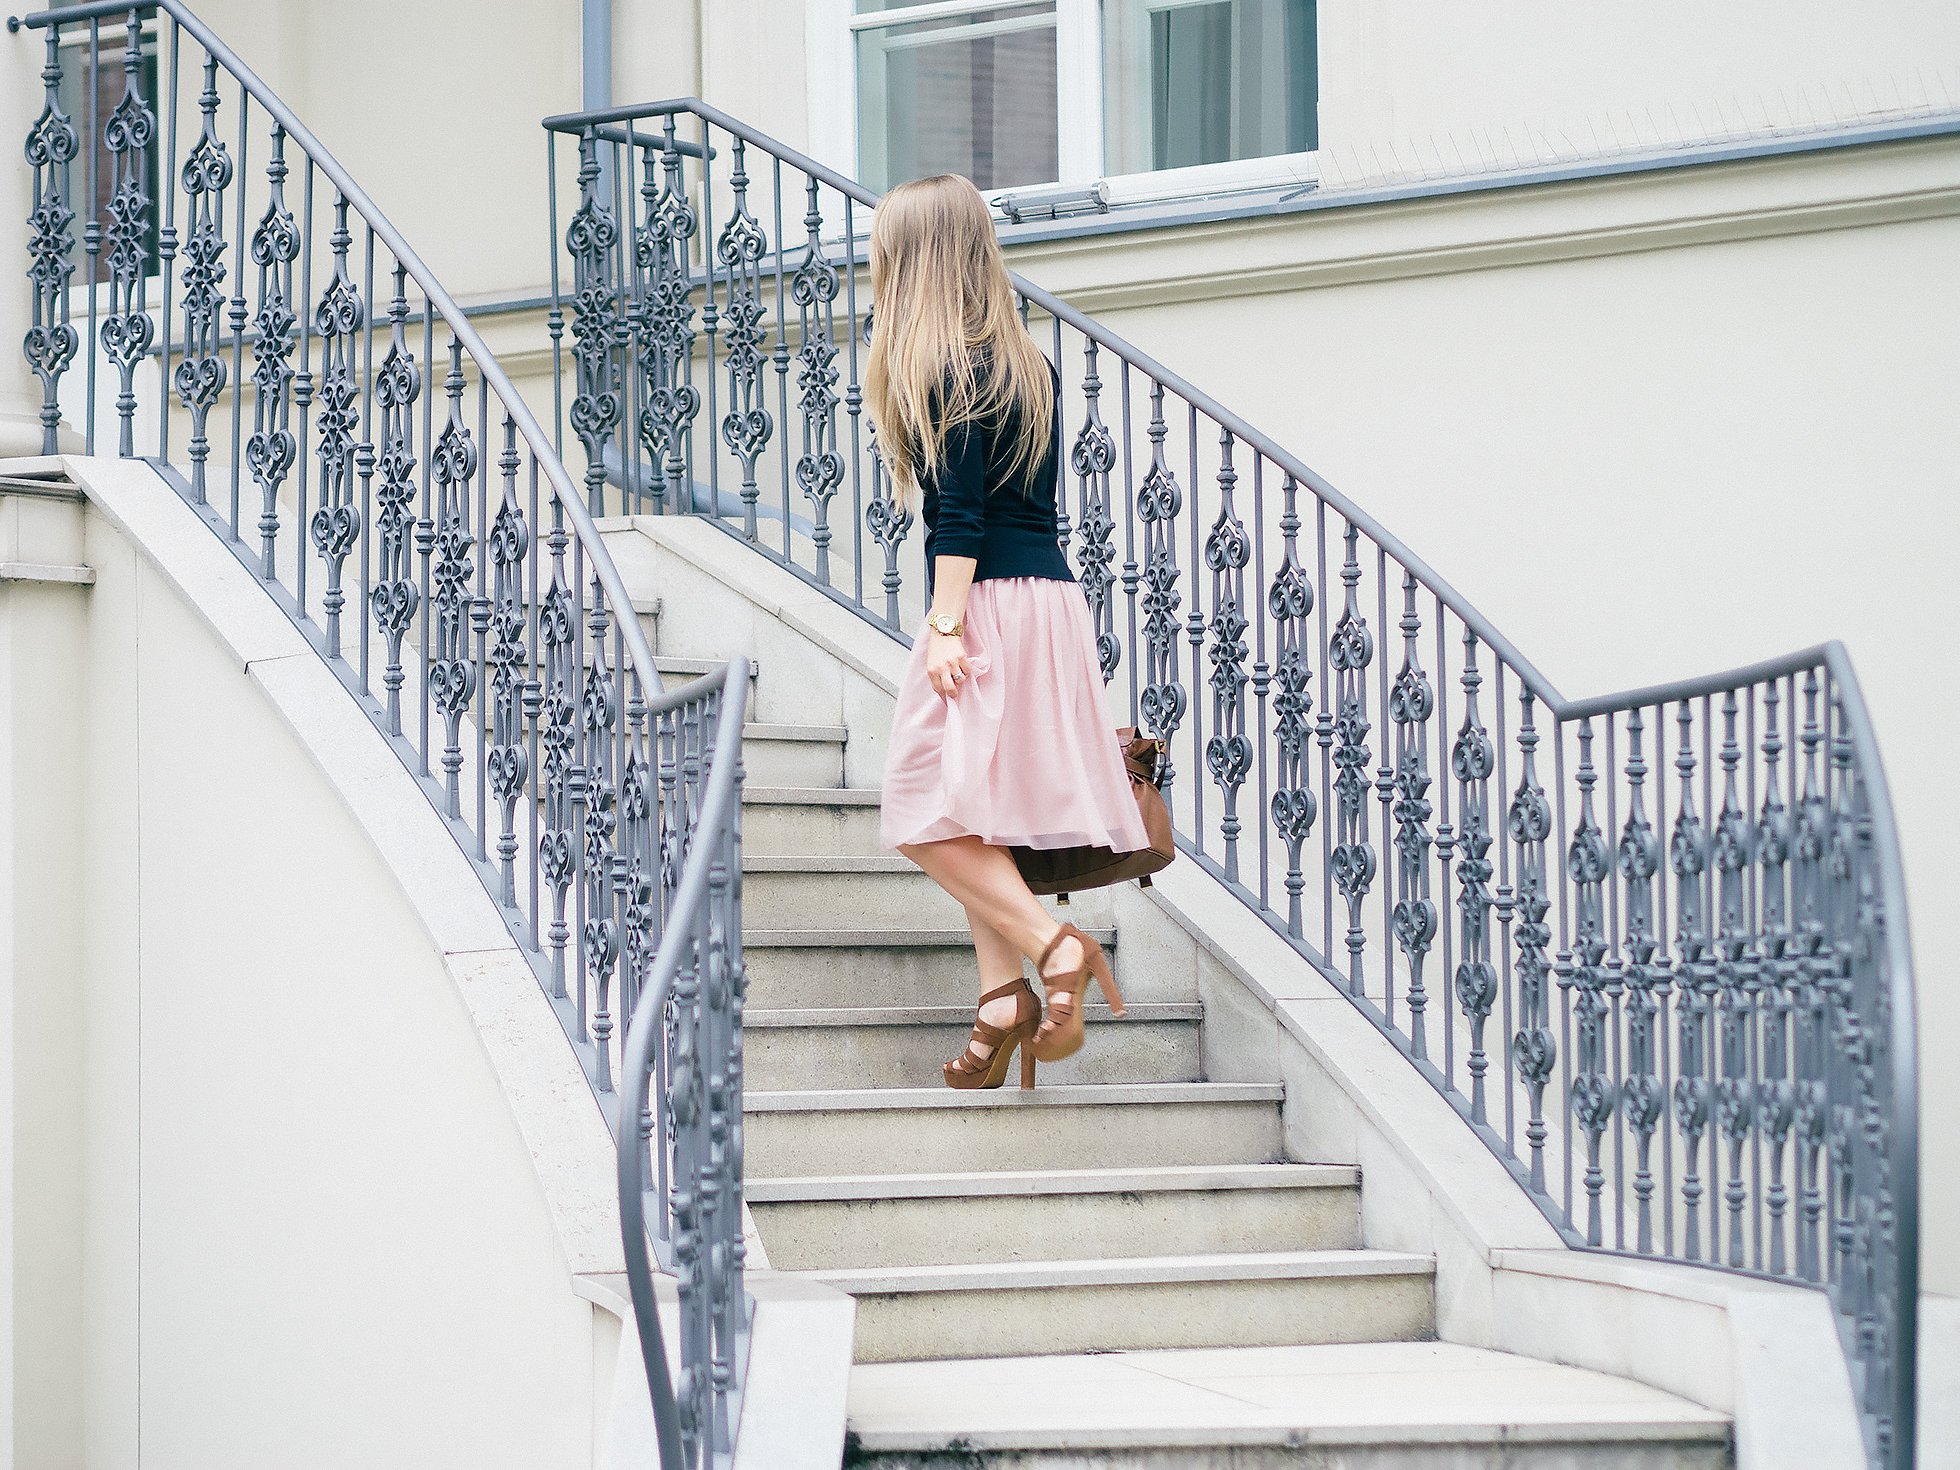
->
[864,174,1053,506]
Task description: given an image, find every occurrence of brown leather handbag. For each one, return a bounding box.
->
[1010,729,1176,900]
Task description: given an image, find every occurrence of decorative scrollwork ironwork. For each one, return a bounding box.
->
[428,344,480,817]
[1563,717,1615,1245]
[309,197,364,656]
[791,177,843,581]
[1509,690,1556,1191]
[488,421,532,907]
[1072,343,1120,682]
[1205,432,1253,881]
[1268,475,1317,937]
[1137,383,1187,781]
[1329,525,1377,994]
[716,138,773,537]
[1756,680,1799,1275]
[101,16,157,458]
[1452,631,1496,1121]
[247,126,301,578]
[24,28,79,455]
[1712,691,1757,1266]
[1670,699,1715,1261]
[371,266,421,734]
[633,120,701,513]
[581,595,622,1094]
[1388,573,1436,1054]
[173,55,232,504]
[1618,707,1667,1254]
[567,129,621,514]
[537,500,579,1002]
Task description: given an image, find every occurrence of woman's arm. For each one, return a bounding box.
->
[925,554,977,696]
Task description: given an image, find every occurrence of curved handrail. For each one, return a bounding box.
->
[617,652,753,1470]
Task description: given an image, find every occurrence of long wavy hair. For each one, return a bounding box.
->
[864,173,1053,506]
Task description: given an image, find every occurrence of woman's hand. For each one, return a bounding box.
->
[926,631,971,697]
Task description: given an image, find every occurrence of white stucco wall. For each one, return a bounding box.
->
[1,462,619,1469]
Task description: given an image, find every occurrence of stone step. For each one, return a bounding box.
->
[742,1003,1201,1089]
[750,1163,1360,1270]
[740,721,847,788]
[844,1342,1733,1468]
[742,1082,1284,1177]
[811,1249,1437,1363]
[742,856,1115,930]
[742,927,1124,1009]
[742,786,883,856]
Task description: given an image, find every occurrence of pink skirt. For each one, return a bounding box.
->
[880,577,1150,853]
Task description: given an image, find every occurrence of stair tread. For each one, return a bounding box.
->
[744,721,848,742]
[744,785,881,806]
[745,854,915,873]
[803,1248,1435,1295]
[746,1081,1280,1112]
[847,1342,1731,1452]
[748,1162,1357,1202]
[746,926,1117,948]
[745,1003,1195,1027]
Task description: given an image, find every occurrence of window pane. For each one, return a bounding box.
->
[857,4,1060,193]
[1103,0,1317,174]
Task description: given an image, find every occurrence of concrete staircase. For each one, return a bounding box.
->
[639,596,1735,1468]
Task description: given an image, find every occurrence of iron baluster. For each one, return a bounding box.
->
[168,52,231,501]
[1791,670,1831,1282]
[1712,691,1757,1266]
[1267,475,1317,937]
[371,266,421,734]
[716,137,772,539]
[100,12,156,458]
[1617,707,1666,1254]
[1389,572,1437,1057]
[487,421,533,908]
[308,196,363,656]
[1562,718,1615,1245]
[1136,382,1187,781]
[1756,682,1798,1275]
[246,125,299,577]
[1508,691,1555,1191]
[1670,701,1715,1261]
[634,116,701,513]
[1072,341,1120,682]
[1329,525,1377,995]
[567,129,621,515]
[1452,632,1496,1122]
[790,176,843,581]
[1204,430,1253,882]
[23,27,79,454]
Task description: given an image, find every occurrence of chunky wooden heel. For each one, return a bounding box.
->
[1032,921,1120,1063]
[944,978,1043,1090]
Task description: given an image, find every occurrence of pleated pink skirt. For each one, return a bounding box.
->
[880,577,1150,853]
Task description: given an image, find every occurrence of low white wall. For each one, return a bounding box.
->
[2,456,622,1469]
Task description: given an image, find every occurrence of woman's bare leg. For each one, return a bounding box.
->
[962,904,1029,1053]
[900,836,1086,1011]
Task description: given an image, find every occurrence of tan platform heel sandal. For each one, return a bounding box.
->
[1032,921,1123,1063]
[943,977,1043,1090]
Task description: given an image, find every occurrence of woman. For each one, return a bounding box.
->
[868,174,1149,1091]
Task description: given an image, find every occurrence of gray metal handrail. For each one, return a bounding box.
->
[616,651,753,1470]
[16,13,752,1468]
[542,100,1919,1469]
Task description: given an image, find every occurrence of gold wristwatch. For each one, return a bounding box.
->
[925,611,964,637]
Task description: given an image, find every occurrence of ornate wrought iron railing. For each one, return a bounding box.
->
[541,99,1920,1469]
[12,8,749,1465]
[618,651,752,1470]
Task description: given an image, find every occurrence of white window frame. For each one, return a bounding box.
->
[806,0,1320,208]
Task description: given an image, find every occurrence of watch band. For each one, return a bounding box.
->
[927,611,964,637]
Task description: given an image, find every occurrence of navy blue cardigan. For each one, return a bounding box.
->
[920,357,1074,598]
